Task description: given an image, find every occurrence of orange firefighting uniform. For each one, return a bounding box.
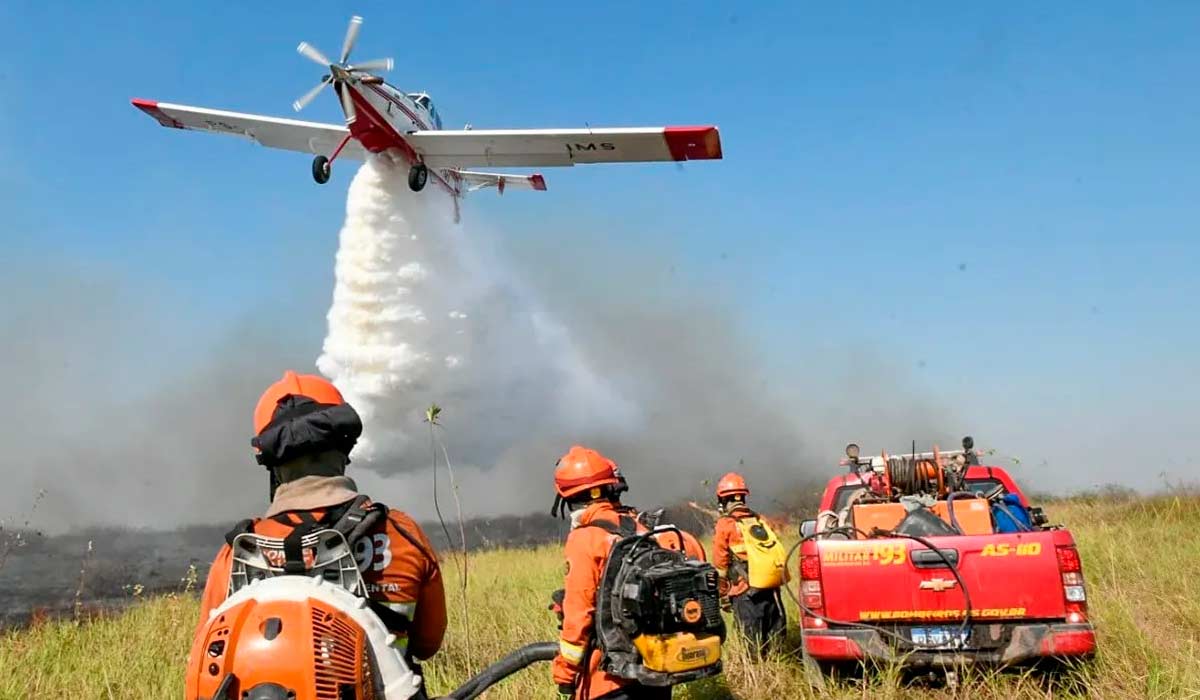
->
[553,501,706,699]
[712,503,754,598]
[187,489,447,689]
[712,503,785,655]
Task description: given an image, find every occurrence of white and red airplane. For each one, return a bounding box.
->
[132,15,722,222]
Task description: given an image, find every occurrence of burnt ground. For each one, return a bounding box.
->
[0,501,737,630]
[0,524,221,629]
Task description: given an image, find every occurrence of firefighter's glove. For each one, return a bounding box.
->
[557,683,575,700]
[548,588,566,629]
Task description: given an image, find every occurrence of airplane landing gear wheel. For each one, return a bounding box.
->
[408,163,428,192]
[312,156,331,184]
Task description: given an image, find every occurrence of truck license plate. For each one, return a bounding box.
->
[910,626,967,648]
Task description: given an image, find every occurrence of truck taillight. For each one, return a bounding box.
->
[1062,570,1086,602]
[1063,582,1087,602]
[801,580,824,610]
[1056,545,1088,615]
[800,554,821,581]
[799,554,825,613]
[1056,545,1081,573]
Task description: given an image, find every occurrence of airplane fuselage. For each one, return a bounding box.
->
[337,81,459,196]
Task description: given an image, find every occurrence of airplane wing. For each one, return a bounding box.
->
[411,126,721,169]
[131,99,368,160]
[448,169,548,193]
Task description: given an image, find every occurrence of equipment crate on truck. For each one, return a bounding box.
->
[796,438,1096,670]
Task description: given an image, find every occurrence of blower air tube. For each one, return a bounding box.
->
[443,642,558,700]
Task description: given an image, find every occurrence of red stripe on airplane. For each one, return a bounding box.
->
[364,84,432,131]
[344,87,459,197]
[131,99,184,129]
[663,126,723,161]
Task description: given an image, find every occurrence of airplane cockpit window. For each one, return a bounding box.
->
[410,93,442,129]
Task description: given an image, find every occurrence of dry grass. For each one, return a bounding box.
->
[2,494,1198,699]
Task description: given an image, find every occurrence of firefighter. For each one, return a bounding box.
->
[712,472,786,656]
[187,371,447,696]
[551,445,705,700]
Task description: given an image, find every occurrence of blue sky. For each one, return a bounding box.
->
[2,1,1198,492]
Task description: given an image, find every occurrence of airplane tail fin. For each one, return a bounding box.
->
[444,169,546,224]
[453,169,547,195]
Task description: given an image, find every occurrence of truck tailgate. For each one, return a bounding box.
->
[815,531,1070,623]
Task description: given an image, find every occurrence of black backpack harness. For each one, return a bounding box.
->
[223,495,435,634]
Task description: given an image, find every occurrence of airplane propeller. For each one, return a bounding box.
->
[292,15,394,123]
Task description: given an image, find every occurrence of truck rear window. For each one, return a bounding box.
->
[832,486,866,511]
[962,478,1005,496]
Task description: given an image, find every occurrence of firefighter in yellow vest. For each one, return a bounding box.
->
[712,472,787,656]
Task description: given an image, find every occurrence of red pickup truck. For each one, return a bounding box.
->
[797,447,1096,670]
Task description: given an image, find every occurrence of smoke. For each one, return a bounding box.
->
[310,155,837,517]
[0,265,317,533]
[314,154,639,467]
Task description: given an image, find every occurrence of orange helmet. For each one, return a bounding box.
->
[254,370,345,435]
[716,472,750,499]
[554,445,621,499]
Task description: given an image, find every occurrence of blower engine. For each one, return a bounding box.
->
[593,525,725,686]
[186,529,556,700]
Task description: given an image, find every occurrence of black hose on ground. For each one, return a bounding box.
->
[442,641,558,700]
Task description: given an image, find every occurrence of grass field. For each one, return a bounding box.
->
[2,493,1198,699]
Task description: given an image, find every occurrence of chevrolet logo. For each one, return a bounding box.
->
[919,578,957,592]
